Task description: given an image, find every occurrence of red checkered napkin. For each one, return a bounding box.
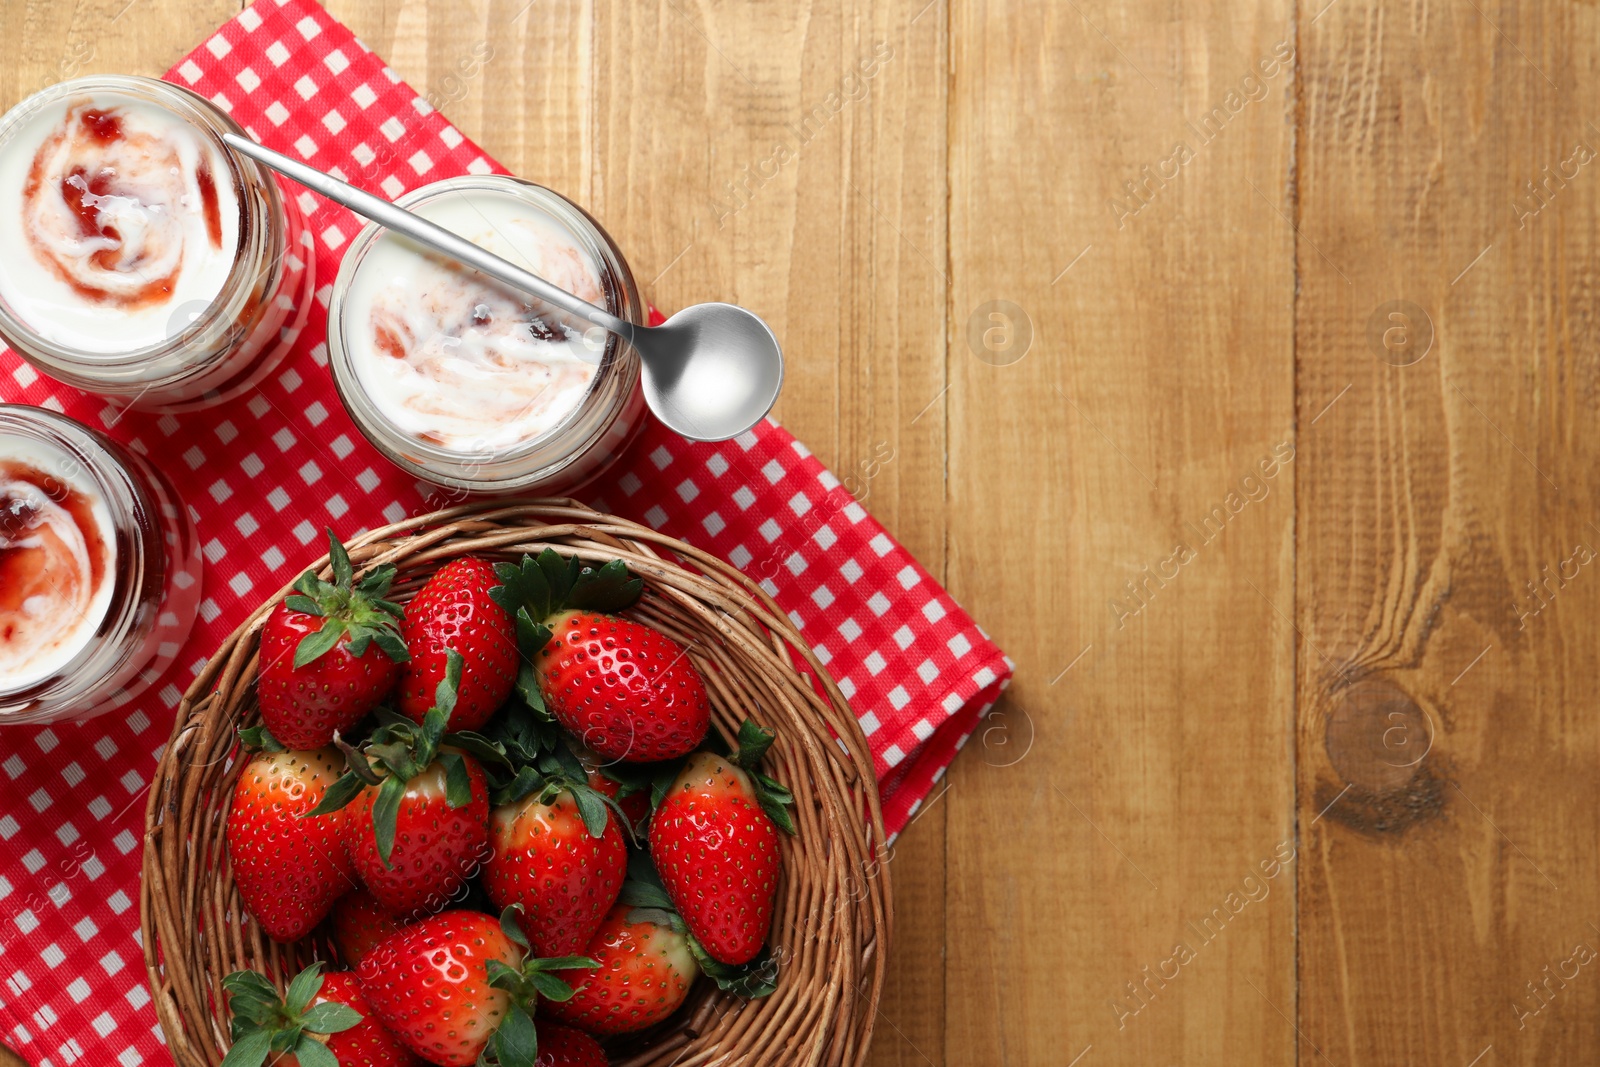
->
[0,0,1012,1062]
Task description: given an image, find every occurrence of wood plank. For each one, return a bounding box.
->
[944,1,1297,1064]
[325,0,595,196]
[0,0,239,97]
[1295,1,1600,1064]
[583,4,951,1065]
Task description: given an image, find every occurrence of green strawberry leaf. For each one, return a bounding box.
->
[299,1001,363,1034]
[650,765,679,813]
[443,730,513,770]
[734,719,777,769]
[485,688,558,763]
[569,782,609,840]
[302,770,366,818]
[688,938,780,998]
[618,879,674,910]
[220,970,280,1024]
[344,629,374,658]
[536,548,578,608]
[237,725,283,753]
[499,904,530,950]
[434,649,463,719]
[292,619,347,669]
[354,562,399,599]
[567,557,644,613]
[283,961,324,1015]
[290,1037,339,1067]
[366,740,414,778]
[493,557,560,658]
[221,963,364,1067]
[549,741,588,783]
[528,955,601,971]
[439,751,474,809]
[753,771,798,837]
[283,594,321,616]
[513,663,549,718]
[326,529,354,588]
[370,627,410,663]
[372,774,406,868]
[487,1003,538,1067]
[526,971,580,1002]
[513,608,552,660]
[334,736,383,785]
[490,765,545,807]
[492,558,551,624]
[218,1028,273,1067]
[521,954,599,1004]
[484,957,527,995]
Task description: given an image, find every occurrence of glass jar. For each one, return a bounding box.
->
[327,175,646,495]
[0,405,201,724]
[0,75,313,412]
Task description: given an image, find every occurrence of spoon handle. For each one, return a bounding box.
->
[221,133,635,340]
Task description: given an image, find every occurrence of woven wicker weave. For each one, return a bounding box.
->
[140,500,890,1067]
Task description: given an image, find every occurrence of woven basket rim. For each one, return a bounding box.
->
[140,498,891,1067]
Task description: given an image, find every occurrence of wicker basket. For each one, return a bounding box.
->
[140,500,890,1067]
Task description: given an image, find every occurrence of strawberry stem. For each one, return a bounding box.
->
[219,962,363,1067]
[286,530,409,669]
[302,649,514,867]
[476,905,600,1067]
[489,550,644,657]
[732,719,798,836]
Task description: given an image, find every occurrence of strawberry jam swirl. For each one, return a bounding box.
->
[21,100,224,307]
[0,458,112,689]
[348,202,605,452]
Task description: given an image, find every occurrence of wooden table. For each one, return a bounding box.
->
[4,2,1597,1065]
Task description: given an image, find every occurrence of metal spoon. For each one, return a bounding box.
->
[222,133,783,442]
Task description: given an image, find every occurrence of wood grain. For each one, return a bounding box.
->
[1295,1,1600,1064]
[944,1,1297,1064]
[3,0,1600,1064]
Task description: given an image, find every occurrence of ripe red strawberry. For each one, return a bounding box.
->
[257,530,409,749]
[220,962,419,1067]
[310,652,492,919]
[537,613,710,763]
[493,550,710,763]
[398,558,518,732]
[483,773,627,957]
[533,1023,607,1067]
[541,902,697,1034]
[332,888,406,968]
[356,907,596,1067]
[227,744,357,942]
[649,723,796,965]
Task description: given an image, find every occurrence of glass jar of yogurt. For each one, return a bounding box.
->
[0,75,313,411]
[327,175,646,495]
[0,405,201,724]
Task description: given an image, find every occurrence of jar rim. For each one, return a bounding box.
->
[0,75,275,375]
[326,174,644,493]
[0,404,164,714]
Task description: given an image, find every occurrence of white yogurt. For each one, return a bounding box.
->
[0,434,116,691]
[341,192,605,452]
[0,90,241,354]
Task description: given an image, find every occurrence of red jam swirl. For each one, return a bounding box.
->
[22,101,225,308]
[0,459,109,679]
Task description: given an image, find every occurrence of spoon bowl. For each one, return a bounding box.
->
[633,303,784,442]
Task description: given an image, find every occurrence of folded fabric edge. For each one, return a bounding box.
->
[879,650,1013,839]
